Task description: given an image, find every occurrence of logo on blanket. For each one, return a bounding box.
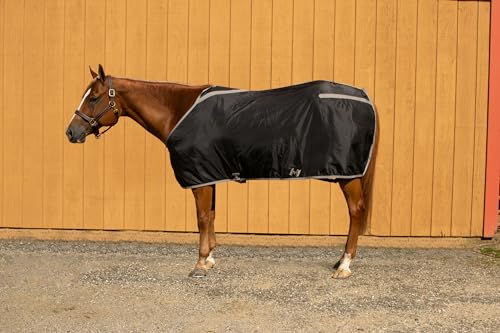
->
[289,168,302,177]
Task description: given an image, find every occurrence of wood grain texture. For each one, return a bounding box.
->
[62,0,85,229]
[391,0,417,236]
[452,1,478,237]
[103,0,126,231]
[43,0,64,229]
[471,2,490,237]
[83,0,106,230]
[432,1,457,237]
[371,0,397,236]
[412,0,437,236]
[22,0,44,228]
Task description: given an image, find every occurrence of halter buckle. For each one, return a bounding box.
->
[89,118,98,127]
[109,88,116,97]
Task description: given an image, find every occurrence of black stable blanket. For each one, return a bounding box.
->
[166,81,376,189]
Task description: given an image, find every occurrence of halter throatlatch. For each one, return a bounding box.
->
[74,77,120,138]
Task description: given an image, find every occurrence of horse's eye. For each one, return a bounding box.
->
[89,95,99,103]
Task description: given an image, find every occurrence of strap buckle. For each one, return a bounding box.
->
[109,88,116,98]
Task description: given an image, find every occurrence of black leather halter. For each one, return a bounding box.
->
[74,77,120,138]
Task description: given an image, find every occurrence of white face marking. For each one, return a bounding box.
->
[77,88,92,111]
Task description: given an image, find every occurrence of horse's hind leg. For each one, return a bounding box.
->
[189,186,215,278]
[205,185,217,269]
[333,178,365,279]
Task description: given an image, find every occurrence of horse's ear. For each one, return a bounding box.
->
[89,66,98,79]
[98,64,106,82]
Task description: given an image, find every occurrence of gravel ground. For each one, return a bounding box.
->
[0,239,499,333]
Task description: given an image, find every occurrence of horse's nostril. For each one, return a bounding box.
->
[66,128,73,140]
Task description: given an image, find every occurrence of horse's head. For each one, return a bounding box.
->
[66,64,121,143]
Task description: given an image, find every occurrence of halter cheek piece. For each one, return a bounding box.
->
[74,77,120,138]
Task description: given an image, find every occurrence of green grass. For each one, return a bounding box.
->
[480,247,500,258]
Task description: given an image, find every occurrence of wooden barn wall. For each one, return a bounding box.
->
[0,0,491,236]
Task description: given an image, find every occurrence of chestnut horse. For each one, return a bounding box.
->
[66,65,377,279]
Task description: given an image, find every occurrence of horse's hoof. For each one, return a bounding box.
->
[332,268,352,279]
[188,268,207,278]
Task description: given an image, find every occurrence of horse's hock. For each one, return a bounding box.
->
[0,0,498,239]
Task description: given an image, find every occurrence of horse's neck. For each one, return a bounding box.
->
[114,78,208,143]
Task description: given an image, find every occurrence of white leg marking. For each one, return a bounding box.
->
[206,251,215,267]
[338,253,352,273]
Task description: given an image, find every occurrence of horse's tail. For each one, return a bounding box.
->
[361,105,379,235]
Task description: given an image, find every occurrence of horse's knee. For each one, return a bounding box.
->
[197,212,211,230]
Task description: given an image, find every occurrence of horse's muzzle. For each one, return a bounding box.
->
[66,127,86,143]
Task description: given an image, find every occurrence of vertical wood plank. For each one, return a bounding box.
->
[63,0,85,229]
[22,0,44,228]
[166,0,188,231]
[331,0,356,235]
[3,0,24,227]
[83,0,106,230]
[371,0,397,236]
[310,0,334,235]
[333,0,355,81]
[391,0,417,236]
[145,0,168,231]
[124,0,147,230]
[209,0,230,233]
[227,0,251,233]
[432,1,457,237]
[103,0,126,230]
[186,0,210,232]
[0,0,4,227]
[269,0,293,234]
[412,0,437,236]
[289,0,314,235]
[43,0,64,228]
[471,1,490,237]
[248,0,272,234]
[354,0,377,233]
[451,1,477,237]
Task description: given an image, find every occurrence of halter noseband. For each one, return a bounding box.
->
[74,77,120,138]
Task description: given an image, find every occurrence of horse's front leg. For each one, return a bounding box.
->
[333,178,365,279]
[189,186,214,278]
